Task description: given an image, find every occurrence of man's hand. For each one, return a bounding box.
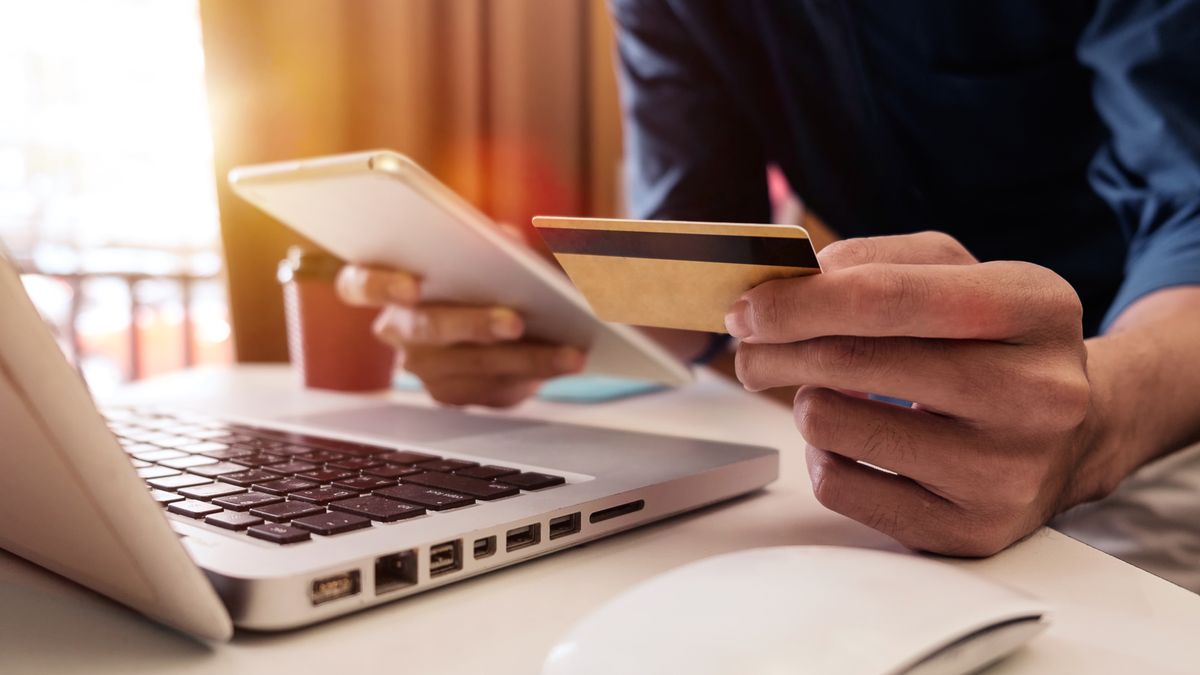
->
[726,232,1106,556]
[337,265,585,408]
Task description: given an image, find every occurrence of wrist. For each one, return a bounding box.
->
[1063,335,1140,509]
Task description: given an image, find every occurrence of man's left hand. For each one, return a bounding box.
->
[726,231,1111,556]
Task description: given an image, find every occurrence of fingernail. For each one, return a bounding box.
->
[724,299,751,338]
[388,276,418,304]
[554,347,585,373]
[489,307,524,340]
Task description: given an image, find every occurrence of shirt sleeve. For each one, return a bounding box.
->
[1078,0,1200,331]
[609,0,770,223]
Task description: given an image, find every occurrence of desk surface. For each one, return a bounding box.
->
[2,365,1197,674]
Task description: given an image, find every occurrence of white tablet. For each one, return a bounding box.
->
[228,149,692,387]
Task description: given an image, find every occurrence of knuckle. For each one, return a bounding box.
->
[811,336,883,376]
[819,238,877,270]
[408,309,441,343]
[734,345,770,390]
[807,449,844,510]
[746,282,798,336]
[919,231,973,263]
[793,388,840,447]
[1014,365,1091,430]
[845,265,911,326]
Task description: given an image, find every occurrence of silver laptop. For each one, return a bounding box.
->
[0,252,778,640]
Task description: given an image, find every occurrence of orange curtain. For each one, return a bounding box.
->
[199,0,623,362]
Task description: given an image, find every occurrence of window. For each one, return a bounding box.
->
[0,0,230,396]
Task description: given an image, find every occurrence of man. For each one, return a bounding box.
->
[338,1,1200,561]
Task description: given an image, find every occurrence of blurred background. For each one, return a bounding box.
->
[0,0,625,396]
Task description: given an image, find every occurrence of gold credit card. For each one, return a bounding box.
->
[532,217,821,333]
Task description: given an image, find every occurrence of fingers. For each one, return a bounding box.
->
[805,446,1011,557]
[817,231,977,273]
[737,335,986,419]
[727,260,1082,344]
[792,386,980,489]
[737,336,1087,428]
[337,265,420,308]
[375,304,524,346]
[403,343,585,380]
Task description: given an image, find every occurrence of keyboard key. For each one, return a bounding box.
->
[188,461,248,478]
[160,455,219,469]
[212,491,284,511]
[455,465,520,480]
[327,443,391,458]
[167,499,223,519]
[326,457,381,471]
[205,511,263,531]
[200,446,255,460]
[138,466,181,479]
[291,512,372,536]
[178,483,247,501]
[500,472,567,491]
[178,441,232,454]
[375,484,474,511]
[247,523,311,544]
[147,474,212,490]
[270,444,320,457]
[133,449,188,462]
[414,459,479,473]
[148,435,197,449]
[294,449,345,463]
[188,428,234,440]
[289,486,361,505]
[363,463,421,480]
[263,460,319,476]
[333,475,398,492]
[250,500,326,522]
[207,433,255,445]
[330,495,425,522]
[236,438,286,451]
[253,478,320,495]
[404,472,519,500]
[218,469,279,487]
[296,469,356,483]
[123,443,162,455]
[375,450,437,465]
[130,458,152,469]
[231,453,287,468]
[150,489,185,505]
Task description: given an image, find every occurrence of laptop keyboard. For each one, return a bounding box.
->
[104,408,566,545]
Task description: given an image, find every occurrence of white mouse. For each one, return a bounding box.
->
[542,546,1049,675]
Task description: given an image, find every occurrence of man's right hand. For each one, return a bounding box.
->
[336,265,586,408]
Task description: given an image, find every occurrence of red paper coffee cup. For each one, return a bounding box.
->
[279,248,396,391]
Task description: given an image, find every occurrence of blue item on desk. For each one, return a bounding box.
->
[392,372,668,403]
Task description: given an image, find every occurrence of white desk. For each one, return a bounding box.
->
[2,365,1198,674]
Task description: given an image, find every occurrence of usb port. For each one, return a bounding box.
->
[310,570,361,605]
[473,536,496,559]
[505,524,541,552]
[429,541,461,577]
[549,512,581,540]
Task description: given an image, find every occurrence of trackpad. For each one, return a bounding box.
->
[279,402,544,444]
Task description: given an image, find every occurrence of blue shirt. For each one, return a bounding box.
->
[612,0,1200,336]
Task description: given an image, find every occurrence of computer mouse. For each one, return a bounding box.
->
[542,546,1049,675]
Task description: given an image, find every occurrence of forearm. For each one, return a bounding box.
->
[1080,286,1200,502]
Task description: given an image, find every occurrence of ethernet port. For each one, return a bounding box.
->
[374,550,418,595]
